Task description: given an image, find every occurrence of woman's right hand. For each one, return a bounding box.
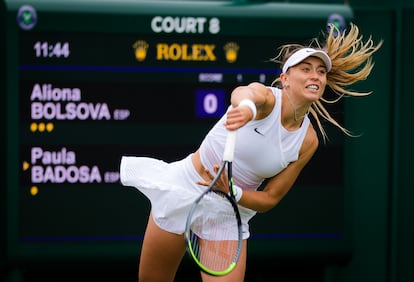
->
[224,106,251,131]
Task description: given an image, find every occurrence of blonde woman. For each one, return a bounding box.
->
[120,23,382,282]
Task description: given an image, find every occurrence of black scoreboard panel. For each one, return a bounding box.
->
[4,0,352,262]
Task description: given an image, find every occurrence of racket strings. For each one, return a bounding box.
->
[188,192,239,272]
[200,238,238,271]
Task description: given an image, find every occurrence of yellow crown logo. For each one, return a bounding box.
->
[223,42,239,63]
[132,40,149,62]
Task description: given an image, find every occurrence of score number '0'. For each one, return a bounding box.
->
[196,89,225,118]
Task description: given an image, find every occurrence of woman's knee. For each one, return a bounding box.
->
[138,214,186,281]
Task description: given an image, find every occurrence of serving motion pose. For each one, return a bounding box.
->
[120,23,382,282]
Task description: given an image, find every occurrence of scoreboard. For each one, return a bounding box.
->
[3,0,353,262]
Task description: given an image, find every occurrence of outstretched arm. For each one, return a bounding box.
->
[239,125,319,213]
[196,124,319,213]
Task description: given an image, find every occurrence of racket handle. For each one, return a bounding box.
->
[223,130,237,162]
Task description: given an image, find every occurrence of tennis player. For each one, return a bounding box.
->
[120,23,382,282]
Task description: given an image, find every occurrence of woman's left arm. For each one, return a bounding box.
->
[238,125,319,213]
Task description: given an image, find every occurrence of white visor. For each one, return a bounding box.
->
[282,48,332,73]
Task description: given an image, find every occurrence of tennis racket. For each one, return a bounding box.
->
[185,130,242,276]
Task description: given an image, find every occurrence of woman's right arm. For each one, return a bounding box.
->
[225,82,275,131]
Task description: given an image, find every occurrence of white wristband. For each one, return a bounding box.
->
[231,185,243,202]
[238,99,257,121]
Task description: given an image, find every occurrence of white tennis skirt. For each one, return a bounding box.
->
[120,154,256,239]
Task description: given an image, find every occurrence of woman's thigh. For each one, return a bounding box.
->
[200,240,247,282]
[138,212,187,282]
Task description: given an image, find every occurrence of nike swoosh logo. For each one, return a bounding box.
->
[254,128,264,136]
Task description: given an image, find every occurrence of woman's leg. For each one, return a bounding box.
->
[200,240,247,282]
[138,212,187,282]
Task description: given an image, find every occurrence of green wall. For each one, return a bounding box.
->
[393,4,414,282]
[341,1,414,282]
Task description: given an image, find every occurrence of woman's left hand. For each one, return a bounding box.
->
[196,164,230,194]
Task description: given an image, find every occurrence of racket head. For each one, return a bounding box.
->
[185,188,242,276]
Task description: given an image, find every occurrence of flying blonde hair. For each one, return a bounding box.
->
[271,23,383,141]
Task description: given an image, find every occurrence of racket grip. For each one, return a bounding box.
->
[223,130,237,161]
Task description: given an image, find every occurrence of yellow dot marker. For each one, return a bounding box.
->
[30,186,39,196]
[22,161,30,171]
[30,122,38,132]
[38,123,45,132]
[46,122,54,132]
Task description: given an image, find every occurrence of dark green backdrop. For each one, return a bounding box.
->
[1,1,413,282]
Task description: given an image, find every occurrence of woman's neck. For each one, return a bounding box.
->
[281,90,309,129]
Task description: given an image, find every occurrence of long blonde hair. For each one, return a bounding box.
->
[272,23,383,141]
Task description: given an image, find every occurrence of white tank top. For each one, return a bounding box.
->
[199,87,310,191]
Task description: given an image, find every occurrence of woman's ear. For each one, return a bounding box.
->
[280,73,288,88]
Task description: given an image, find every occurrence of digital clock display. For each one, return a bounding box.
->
[33,41,70,58]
